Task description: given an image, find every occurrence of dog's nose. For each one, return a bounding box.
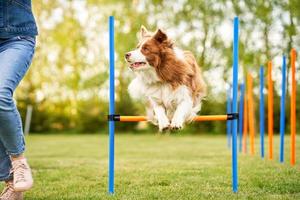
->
[125,52,131,59]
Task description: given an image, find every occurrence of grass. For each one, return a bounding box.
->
[1,133,300,199]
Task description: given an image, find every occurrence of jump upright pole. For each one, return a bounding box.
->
[231,16,239,193]
[108,16,115,195]
[260,66,265,159]
[279,56,286,163]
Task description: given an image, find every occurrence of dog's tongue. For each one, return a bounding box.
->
[131,62,144,68]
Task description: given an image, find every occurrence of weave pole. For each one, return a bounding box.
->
[290,48,297,166]
[267,61,274,160]
[227,88,232,148]
[231,16,239,193]
[279,56,287,163]
[260,66,265,158]
[108,16,115,194]
[238,83,245,152]
[247,74,255,155]
[243,91,248,153]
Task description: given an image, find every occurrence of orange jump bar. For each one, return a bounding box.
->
[108,114,238,122]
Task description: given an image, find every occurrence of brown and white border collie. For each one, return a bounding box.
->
[125,26,207,131]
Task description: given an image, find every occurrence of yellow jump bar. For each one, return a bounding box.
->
[108,114,238,122]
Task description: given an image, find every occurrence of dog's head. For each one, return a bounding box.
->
[125,26,173,71]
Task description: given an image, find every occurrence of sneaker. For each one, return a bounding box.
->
[12,158,33,192]
[0,180,23,200]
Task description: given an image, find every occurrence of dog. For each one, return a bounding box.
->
[125,26,206,131]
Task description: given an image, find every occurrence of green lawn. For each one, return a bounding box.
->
[2,134,300,200]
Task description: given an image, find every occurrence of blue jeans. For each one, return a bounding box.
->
[0,36,35,181]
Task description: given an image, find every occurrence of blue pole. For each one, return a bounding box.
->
[227,88,232,148]
[260,66,265,159]
[108,16,115,194]
[238,83,245,153]
[232,17,239,193]
[280,56,287,163]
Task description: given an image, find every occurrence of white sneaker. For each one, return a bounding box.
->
[12,158,33,192]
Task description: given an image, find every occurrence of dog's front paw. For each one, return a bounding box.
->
[170,118,184,131]
[158,118,170,132]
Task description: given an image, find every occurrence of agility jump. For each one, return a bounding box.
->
[107,16,240,194]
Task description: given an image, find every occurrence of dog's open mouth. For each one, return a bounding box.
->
[130,62,146,68]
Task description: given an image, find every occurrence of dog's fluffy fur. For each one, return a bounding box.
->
[125,26,206,131]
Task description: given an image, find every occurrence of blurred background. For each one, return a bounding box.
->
[16,0,300,134]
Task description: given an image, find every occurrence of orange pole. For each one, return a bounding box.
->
[193,115,228,121]
[243,91,248,153]
[119,115,230,122]
[247,74,255,155]
[291,48,297,166]
[120,116,148,122]
[267,61,274,160]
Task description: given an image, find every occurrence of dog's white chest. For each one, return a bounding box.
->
[128,68,192,111]
[128,77,178,106]
[145,83,175,107]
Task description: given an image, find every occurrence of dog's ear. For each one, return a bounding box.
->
[140,25,149,38]
[154,29,167,43]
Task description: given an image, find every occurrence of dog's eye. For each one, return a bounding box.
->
[142,46,149,51]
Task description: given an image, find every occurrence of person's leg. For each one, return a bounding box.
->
[0,141,12,182]
[0,36,35,193]
[0,140,23,200]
